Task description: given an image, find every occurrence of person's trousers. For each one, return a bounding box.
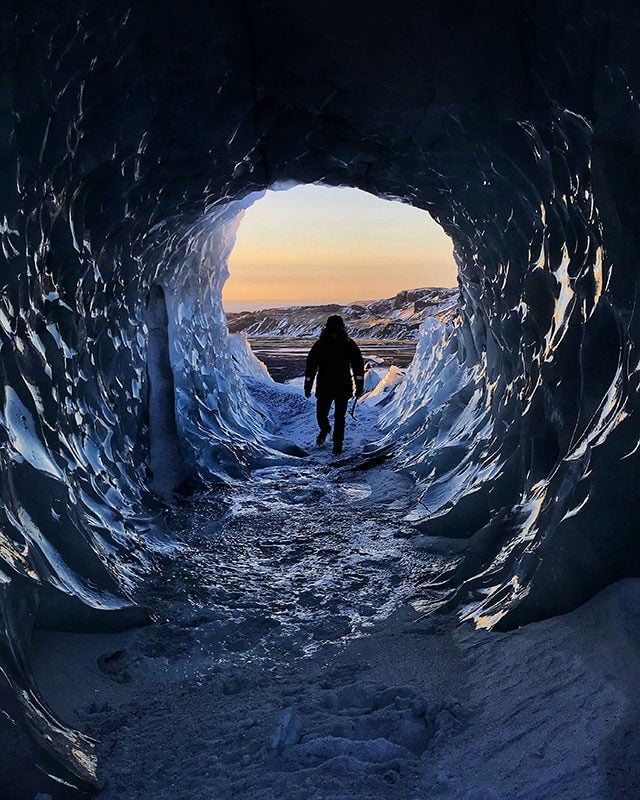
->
[316,393,349,447]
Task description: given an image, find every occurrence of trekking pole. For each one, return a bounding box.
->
[349,396,358,419]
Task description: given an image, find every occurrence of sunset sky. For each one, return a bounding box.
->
[222,184,458,312]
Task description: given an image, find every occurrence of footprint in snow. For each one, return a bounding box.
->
[271,684,463,768]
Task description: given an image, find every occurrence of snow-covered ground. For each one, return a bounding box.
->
[30,375,640,799]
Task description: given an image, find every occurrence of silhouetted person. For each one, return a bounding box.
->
[304,315,364,455]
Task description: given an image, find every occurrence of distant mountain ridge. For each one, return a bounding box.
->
[226,287,459,340]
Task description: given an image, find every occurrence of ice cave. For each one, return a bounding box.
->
[2,1,640,798]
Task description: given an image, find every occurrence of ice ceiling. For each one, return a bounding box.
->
[1,0,640,791]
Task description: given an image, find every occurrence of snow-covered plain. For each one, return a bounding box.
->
[30,364,640,800]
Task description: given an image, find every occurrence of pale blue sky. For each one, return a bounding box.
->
[223,184,457,311]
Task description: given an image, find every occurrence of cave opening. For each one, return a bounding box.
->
[222,182,458,312]
[145,177,464,495]
[219,182,459,387]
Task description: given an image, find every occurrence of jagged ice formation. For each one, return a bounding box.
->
[1,0,640,792]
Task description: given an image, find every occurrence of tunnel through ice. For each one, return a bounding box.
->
[2,0,640,792]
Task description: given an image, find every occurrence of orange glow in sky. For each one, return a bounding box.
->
[223,184,457,311]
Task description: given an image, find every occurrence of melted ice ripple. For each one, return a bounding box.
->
[154,462,455,659]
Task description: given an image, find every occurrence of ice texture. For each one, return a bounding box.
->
[0,0,640,791]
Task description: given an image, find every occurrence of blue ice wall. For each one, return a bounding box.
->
[382,113,627,627]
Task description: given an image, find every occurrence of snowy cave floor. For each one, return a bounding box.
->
[31,384,640,800]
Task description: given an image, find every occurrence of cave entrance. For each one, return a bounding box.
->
[223,183,458,384]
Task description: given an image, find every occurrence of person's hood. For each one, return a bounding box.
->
[320,315,349,341]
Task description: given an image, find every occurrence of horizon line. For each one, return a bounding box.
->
[223,286,459,314]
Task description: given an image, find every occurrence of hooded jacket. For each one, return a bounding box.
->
[304,317,364,399]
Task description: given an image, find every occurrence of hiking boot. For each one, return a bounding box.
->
[316,428,330,446]
[332,444,343,456]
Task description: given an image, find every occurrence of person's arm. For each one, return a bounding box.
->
[350,340,365,397]
[304,342,320,397]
